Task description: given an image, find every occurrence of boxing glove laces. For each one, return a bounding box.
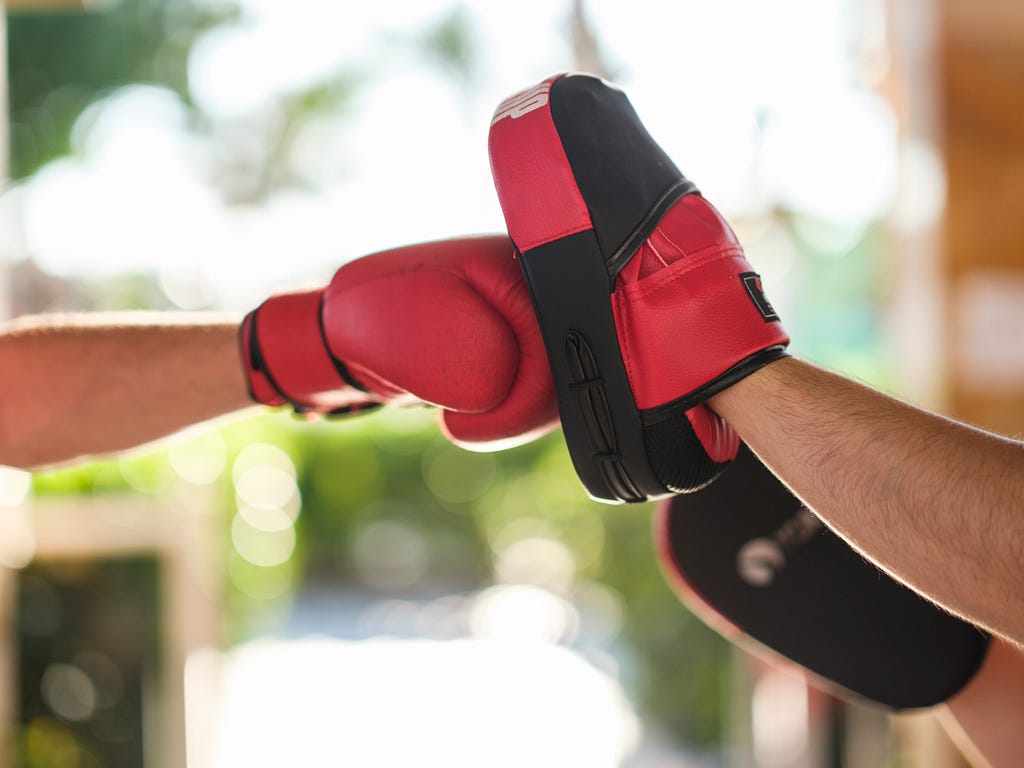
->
[240,235,558,450]
[489,73,789,503]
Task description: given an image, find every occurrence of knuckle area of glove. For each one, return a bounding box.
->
[325,269,519,412]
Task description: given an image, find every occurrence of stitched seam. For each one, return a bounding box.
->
[646,238,670,269]
[614,292,638,394]
[329,261,503,297]
[517,221,593,253]
[625,247,747,301]
[629,255,724,301]
[657,226,687,256]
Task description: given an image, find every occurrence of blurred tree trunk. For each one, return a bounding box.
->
[570,0,611,80]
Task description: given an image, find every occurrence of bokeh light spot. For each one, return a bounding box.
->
[232,443,296,486]
[228,552,294,601]
[41,663,98,722]
[469,584,578,645]
[422,443,496,504]
[168,429,228,485]
[231,514,296,567]
[494,536,576,594]
[0,467,32,507]
[0,508,36,568]
[235,464,298,511]
[352,519,430,591]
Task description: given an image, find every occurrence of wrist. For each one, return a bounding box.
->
[706,353,798,419]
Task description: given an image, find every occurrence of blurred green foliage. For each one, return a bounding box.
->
[7,0,362,202]
[420,5,477,83]
[32,408,731,749]
[7,0,232,179]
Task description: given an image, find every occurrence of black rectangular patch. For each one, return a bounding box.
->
[740,272,780,322]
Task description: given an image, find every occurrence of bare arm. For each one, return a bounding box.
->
[0,313,255,469]
[707,356,1024,644]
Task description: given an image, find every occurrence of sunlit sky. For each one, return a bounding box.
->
[4,0,900,313]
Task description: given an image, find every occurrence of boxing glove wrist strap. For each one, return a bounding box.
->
[640,346,790,425]
[241,290,379,415]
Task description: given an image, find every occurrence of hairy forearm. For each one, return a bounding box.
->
[0,313,255,469]
[708,356,1024,643]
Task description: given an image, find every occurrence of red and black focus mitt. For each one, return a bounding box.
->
[240,235,558,450]
[489,74,789,503]
[657,444,990,709]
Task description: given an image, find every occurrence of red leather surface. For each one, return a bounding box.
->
[685,406,739,463]
[613,195,790,410]
[322,236,558,448]
[488,75,593,253]
[240,313,285,406]
[255,288,364,412]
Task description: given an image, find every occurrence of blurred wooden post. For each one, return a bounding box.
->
[939,1,1024,433]
[886,0,1024,765]
[0,7,14,760]
[0,565,14,767]
[883,0,947,411]
[0,2,9,322]
[18,491,223,768]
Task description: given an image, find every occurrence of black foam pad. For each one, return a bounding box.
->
[656,444,990,709]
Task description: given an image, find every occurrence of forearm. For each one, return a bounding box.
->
[708,356,1024,643]
[0,313,255,469]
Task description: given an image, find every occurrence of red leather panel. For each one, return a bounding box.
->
[488,75,593,253]
[613,196,790,409]
[685,406,740,463]
[239,313,285,406]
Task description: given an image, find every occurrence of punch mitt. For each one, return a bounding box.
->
[489,73,789,503]
[655,443,990,709]
[240,235,558,450]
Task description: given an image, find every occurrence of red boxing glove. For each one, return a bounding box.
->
[489,74,789,502]
[240,235,558,450]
